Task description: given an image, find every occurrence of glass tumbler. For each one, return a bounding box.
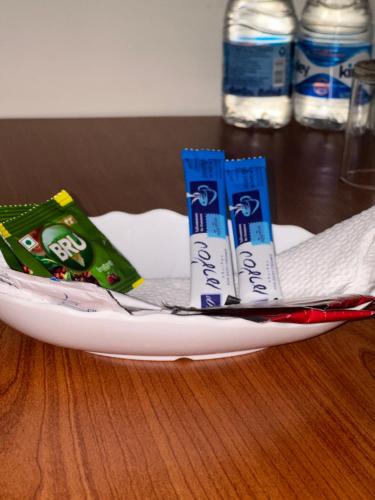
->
[340,60,375,190]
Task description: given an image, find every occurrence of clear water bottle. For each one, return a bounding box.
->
[222,0,297,128]
[293,0,373,130]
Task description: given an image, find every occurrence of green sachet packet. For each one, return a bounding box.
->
[0,235,24,272]
[0,202,39,221]
[0,202,39,272]
[0,190,143,293]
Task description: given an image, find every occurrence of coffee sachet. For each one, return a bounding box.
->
[0,190,143,293]
[0,202,38,273]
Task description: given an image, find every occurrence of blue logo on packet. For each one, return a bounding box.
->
[201,294,221,308]
[188,180,221,235]
[230,190,268,245]
[230,194,260,217]
[187,184,217,206]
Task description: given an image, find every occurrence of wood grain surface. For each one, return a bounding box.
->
[0,117,374,499]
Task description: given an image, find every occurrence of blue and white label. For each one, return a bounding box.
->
[187,180,226,238]
[230,190,271,247]
[294,39,372,99]
[225,158,281,303]
[182,149,236,308]
[223,39,293,97]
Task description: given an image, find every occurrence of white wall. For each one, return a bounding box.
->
[0,0,372,118]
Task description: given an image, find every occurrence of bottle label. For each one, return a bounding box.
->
[223,40,292,97]
[294,39,372,99]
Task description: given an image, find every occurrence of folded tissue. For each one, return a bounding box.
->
[278,205,375,298]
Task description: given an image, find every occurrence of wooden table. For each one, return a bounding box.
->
[0,117,374,498]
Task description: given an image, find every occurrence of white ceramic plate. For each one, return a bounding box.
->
[0,209,342,361]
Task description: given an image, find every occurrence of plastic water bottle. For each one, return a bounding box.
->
[293,0,373,130]
[222,0,297,128]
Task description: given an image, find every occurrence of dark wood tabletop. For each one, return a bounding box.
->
[0,117,374,498]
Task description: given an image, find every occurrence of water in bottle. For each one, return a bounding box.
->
[293,0,373,130]
[223,0,297,128]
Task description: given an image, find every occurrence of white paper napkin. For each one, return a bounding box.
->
[277,205,375,298]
